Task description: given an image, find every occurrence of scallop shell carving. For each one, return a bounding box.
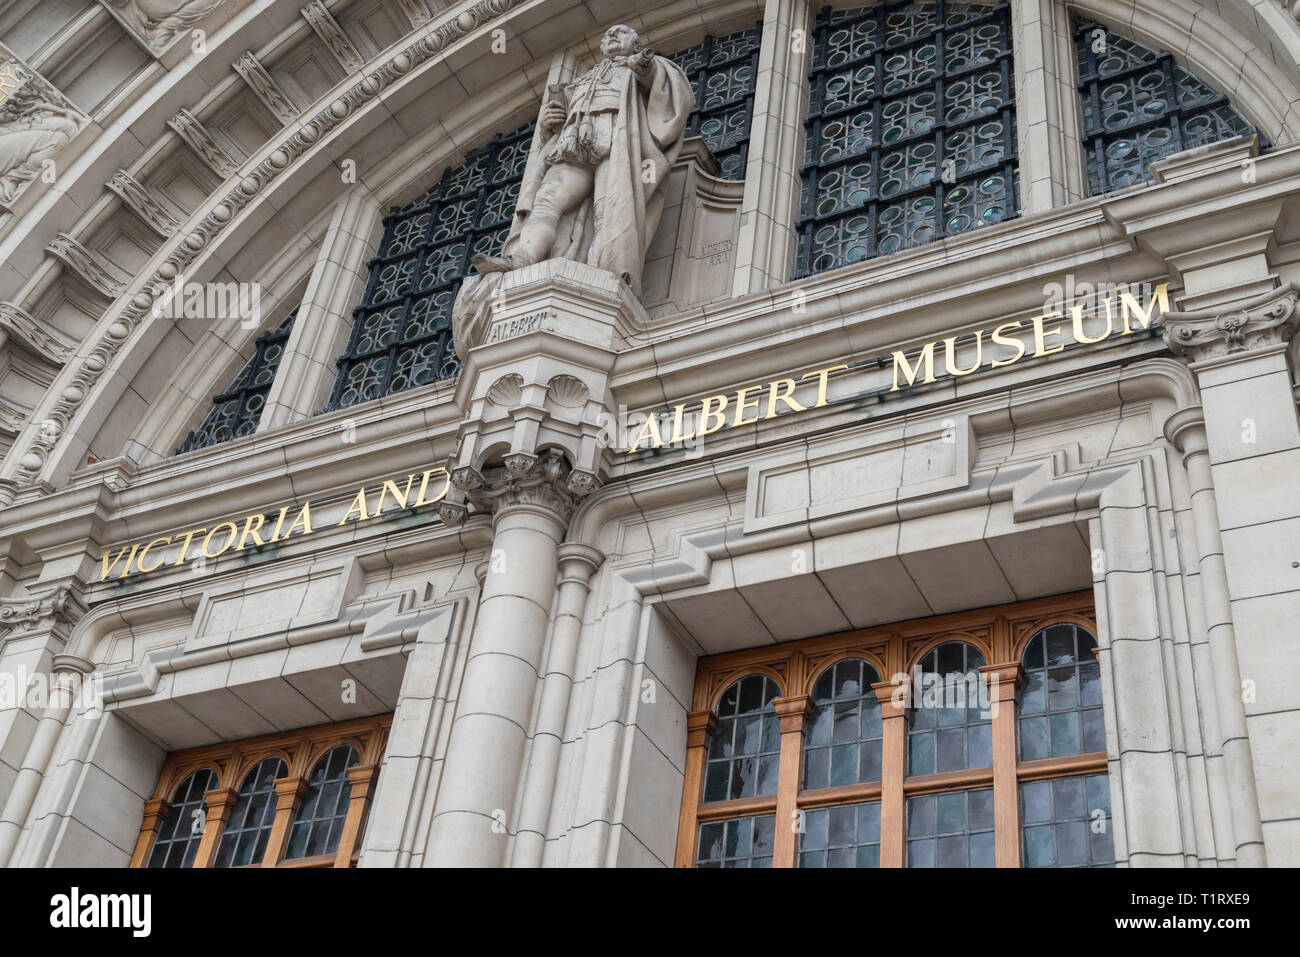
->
[486,373,524,407]
[547,374,589,408]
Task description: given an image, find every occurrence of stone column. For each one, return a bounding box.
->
[0,650,92,866]
[1164,407,1266,867]
[1161,283,1300,865]
[260,188,384,427]
[510,542,603,867]
[1011,0,1087,212]
[426,452,580,866]
[731,0,813,295]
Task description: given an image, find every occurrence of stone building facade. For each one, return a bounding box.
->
[0,0,1297,869]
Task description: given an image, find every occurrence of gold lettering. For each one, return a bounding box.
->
[801,364,848,408]
[667,403,694,444]
[202,522,239,558]
[699,395,729,437]
[338,487,371,525]
[765,379,805,419]
[1120,282,1171,334]
[376,476,414,514]
[1071,303,1111,345]
[237,514,266,550]
[891,342,936,392]
[990,321,1026,368]
[172,528,206,566]
[629,413,664,451]
[1031,313,1066,357]
[268,505,291,543]
[414,468,450,507]
[99,544,133,581]
[283,503,313,538]
[733,386,762,427]
[136,537,173,574]
[944,332,984,377]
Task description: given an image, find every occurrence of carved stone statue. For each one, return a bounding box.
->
[453,24,694,345]
[0,57,84,207]
[108,0,227,53]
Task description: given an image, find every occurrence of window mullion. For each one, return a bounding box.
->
[193,786,238,868]
[771,695,812,868]
[873,677,907,867]
[981,660,1025,867]
[261,775,308,868]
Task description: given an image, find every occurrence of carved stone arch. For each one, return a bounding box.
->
[1071,0,1300,146]
[1,0,813,493]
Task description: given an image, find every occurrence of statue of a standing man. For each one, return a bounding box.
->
[468,24,694,297]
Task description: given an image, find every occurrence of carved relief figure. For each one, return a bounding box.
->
[464,24,693,300]
[109,0,227,52]
[0,66,83,207]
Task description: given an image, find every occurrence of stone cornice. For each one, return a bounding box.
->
[0,301,74,364]
[1160,283,1300,363]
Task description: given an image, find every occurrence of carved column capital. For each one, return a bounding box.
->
[1161,284,1299,363]
[0,586,88,643]
[454,449,599,523]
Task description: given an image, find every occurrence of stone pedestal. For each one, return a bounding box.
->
[427,260,631,865]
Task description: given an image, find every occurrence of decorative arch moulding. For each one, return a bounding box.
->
[2,0,533,493]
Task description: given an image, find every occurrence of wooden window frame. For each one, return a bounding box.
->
[676,592,1103,867]
[131,714,391,869]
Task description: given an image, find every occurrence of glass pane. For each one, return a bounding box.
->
[1020,773,1115,867]
[706,675,781,801]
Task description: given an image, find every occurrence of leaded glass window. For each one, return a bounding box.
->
[214,757,286,868]
[696,815,776,867]
[799,802,881,868]
[1019,623,1103,760]
[670,24,763,180]
[798,1,1018,276]
[176,308,296,454]
[146,768,218,868]
[906,787,995,867]
[907,640,992,774]
[1074,20,1264,195]
[803,657,883,788]
[703,674,781,802]
[284,744,360,860]
[325,124,534,410]
[1021,773,1115,867]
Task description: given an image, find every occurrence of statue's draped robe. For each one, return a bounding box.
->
[503,54,694,296]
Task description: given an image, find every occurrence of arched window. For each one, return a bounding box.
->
[1073,19,1264,195]
[680,596,1111,867]
[325,124,534,410]
[284,744,361,860]
[695,673,780,868]
[670,24,763,180]
[213,756,287,868]
[907,640,991,775]
[134,715,389,869]
[703,674,781,801]
[804,657,882,788]
[146,768,218,868]
[797,1,1018,276]
[1018,622,1103,760]
[175,307,297,454]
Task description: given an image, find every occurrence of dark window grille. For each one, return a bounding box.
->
[213,757,287,868]
[797,1,1019,277]
[670,24,764,180]
[1074,19,1264,195]
[146,768,218,868]
[175,308,297,454]
[284,744,360,860]
[324,123,535,410]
